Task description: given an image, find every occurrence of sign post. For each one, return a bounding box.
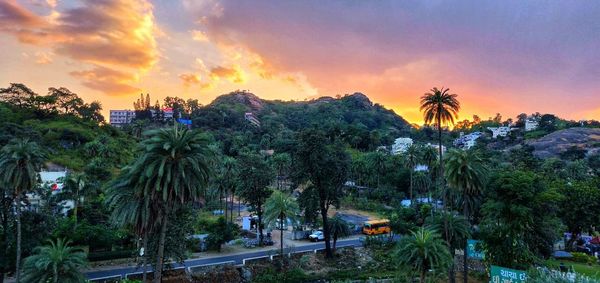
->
[489,265,527,283]
[467,239,484,260]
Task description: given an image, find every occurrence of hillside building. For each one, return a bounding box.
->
[109,110,135,127]
[487,126,516,138]
[391,137,413,154]
[454,132,483,150]
[245,112,261,127]
[525,118,539,131]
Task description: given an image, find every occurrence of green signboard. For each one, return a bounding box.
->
[467,239,484,260]
[489,265,527,283]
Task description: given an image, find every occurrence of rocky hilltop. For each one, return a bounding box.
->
[526,127,600,158]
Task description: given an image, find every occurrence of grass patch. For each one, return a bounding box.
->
[545,259,600,279]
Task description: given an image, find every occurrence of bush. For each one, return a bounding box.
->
[571,253,597,265]
[362,234,395,250]
[528,268,600,283]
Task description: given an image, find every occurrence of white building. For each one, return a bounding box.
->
[392,138,413,155]
[454,132,482,150]
[487,126,516,138]
[109,110,135,126]
[27,170,73,214]
[109,108,176,126]
[525,118,539,131]
[244,112,261,127]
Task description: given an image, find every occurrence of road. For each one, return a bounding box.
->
[86,238,363,281]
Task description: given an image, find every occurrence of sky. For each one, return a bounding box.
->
[1,0,599,124]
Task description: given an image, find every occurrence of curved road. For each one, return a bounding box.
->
[86,238,363,281]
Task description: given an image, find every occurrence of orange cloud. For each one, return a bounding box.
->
[0,0,158,96]
[178,73,201,86]
[70,66,140,95]
[34,51,53,64]
[210,65,245,83]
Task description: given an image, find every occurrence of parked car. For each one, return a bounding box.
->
[309,230,324,242]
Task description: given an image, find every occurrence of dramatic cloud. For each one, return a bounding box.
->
[70,66,140,95]
[178,73,201,86]
[0,0,158,95]
[193,0,600,121]
[210,65,244,83]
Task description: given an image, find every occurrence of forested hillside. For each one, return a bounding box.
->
[191,91,413,154]
[0,83,135,176]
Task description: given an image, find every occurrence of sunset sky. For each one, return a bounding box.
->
[1,0,599,124]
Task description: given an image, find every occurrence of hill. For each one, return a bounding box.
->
[526,127,600,158]
[191,91,413,152]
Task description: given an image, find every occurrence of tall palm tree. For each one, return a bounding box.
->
[426,211,471,283]
[445,149,487,283]
[420,87,460,202]
[0,139,45,283]
[125,126,214,283]
[420,87,460,283]
[404,144,420,206]
[59,172,87,228]
[105,167,152,282]
[368,151,387,188]
[264,190,299,256]
[395,227,452,283]
[328,216,352,253]
[21,238,88,283]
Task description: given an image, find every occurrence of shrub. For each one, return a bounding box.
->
[528,268,600,283]
[571,253,597,265]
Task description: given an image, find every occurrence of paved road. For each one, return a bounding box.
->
[86,238,363,281]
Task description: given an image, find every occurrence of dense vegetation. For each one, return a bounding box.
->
[1,83,600,283]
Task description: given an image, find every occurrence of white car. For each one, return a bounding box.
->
[309,230,324,242]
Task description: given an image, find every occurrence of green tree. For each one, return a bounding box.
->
[0,139,46,283]
[264,190,299,256]
[122,126,214,282]
[293,129,350,258]
[271,153,291,190]
[480,170,561,269]
[420,87,460,203]
[426,211,471,283]
[105,168,153,282]
[404,144,420,204]
[21,238,87,283]
[394,227,452,283]
[558,180,600,238]
[328,216,351,252]
[237,152,274,246]
[58,172,88,229]
[444,149,486,283]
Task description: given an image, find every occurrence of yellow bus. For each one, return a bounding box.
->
[362,219,391,235]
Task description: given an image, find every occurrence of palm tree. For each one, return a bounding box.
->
[0,139,45,283]
[328,216,352,253]
[59,172,87,228]
[426,211,471,283]
[404,144,420,206]
[125,126,214,283]
[21,238,88,283]
[369,151,387,188]
[420,87,460,202]
[395,227,452,283]
[445,149,487,283]
[264,190,299,256]
[420,87,460,283]
[105,167,152,282]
